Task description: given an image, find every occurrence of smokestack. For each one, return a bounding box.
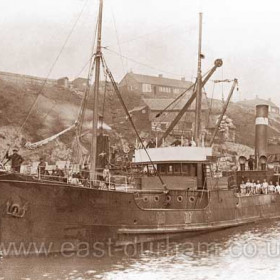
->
[255,104,268,168]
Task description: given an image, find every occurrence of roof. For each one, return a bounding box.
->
[121,72,193,89]
[72,77,87,83]
[134,146,212,163]
[57,77,69,80]
[237,97,278,108]
[143,93,208,111]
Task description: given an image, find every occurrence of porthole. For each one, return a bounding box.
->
[143,196,148,202]
[154,195,159,202]
[177,196,183,202]
[189,196,195,202]
[133,219,137,224]
[166,195,171,202]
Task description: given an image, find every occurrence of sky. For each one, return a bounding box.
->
[0,0,280,104]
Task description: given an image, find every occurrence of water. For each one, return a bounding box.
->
[2,220,280,280]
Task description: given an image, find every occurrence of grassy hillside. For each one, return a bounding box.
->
[0,78,143,161]
[1,77,279,162]
[209,99,280,148]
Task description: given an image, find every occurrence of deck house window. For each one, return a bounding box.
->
[142,83,152,92]
[173,163,181,174]
[167,165,173,174]
[159,86,171,93]
[182,163,197,176]
[158,164,167,174]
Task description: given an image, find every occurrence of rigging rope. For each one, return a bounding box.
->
[153,67,211,120]
[206,82,215,128]
[19,0,90,135]
[2,0,90,163]
[103,47,188,79]
[101,55,167,191]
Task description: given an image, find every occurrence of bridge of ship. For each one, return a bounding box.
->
[133,146,220,191]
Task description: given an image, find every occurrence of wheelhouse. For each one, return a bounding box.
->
[133,146,213,190]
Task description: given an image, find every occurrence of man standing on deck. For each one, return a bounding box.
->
[5,148,24,172]
[103,165,110,188]
[248,155,254,170]
[37,157,46,176]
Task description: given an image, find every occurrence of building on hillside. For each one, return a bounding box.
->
[0,71,56,86]
[237,95,279,114]
[71,78,115,92]
[71,77,87,90]
[128,105,151,133]
[119,72,193,98]
[128,93,209,137]
[57,77,69,88]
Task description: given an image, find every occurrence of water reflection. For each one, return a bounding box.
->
[1,220,280,280]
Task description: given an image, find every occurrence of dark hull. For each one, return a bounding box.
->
[0,173,280,255]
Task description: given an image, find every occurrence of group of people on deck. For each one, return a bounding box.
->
[239,179,280,195]
[136,137,196,149]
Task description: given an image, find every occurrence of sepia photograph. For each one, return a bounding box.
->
[0,0,280,279]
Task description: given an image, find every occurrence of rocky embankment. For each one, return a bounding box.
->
[0,77,279,164]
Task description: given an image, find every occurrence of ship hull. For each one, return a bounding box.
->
[0,173,280,255]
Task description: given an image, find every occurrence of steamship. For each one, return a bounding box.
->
[0,0,279,255]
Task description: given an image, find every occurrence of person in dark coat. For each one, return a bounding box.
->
[5,148,24,172]
[37,158,46,176]
[248,155,254,170]
[147,138,156,148]
[81,163,90,180]
[171,138,181,146]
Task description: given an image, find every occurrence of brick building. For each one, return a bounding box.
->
[119,72,193,99]
[237,96,279,115]
[128,92,209,137]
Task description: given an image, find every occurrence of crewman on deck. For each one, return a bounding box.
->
[262,179,268,194]
[268,181,275,194]
[245,179,251,195]
[171,138,181,147]
[240,180,246,195]
[81,163,90,180]
[275,182,280,194]
[103,165,110,188]
[190,139,197,147]
[248,156,254,170]
[256,180,262,194]
[147,138,156,148]
[5,148,24,172]
[251,179,256,195]
[37,157,46,177]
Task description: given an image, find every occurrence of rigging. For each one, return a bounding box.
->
[101,56,167,190]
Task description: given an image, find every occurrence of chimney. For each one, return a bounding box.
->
[158,74,163,78]
[181,77,185,81]
[255,104,268,168]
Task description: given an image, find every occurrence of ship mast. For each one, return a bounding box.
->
[194,12,203,145]
[90,0,103,182]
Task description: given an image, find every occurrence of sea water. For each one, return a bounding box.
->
[1,220,280,280]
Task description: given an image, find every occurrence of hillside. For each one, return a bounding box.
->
[0,78,142,162]
[209,99,280,148]
[0,77,279,163]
